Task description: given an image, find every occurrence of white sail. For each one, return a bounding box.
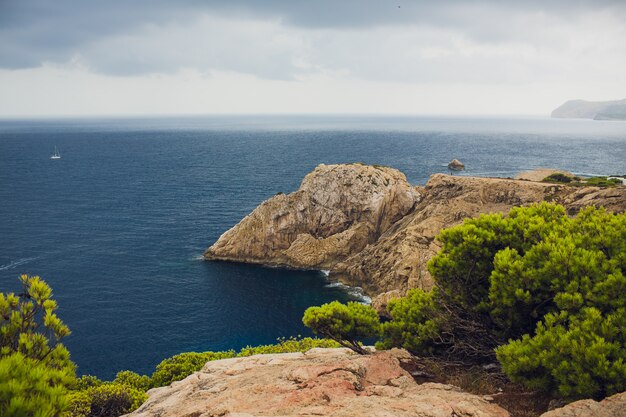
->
[50,146,61,159]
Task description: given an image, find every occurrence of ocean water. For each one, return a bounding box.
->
[0,115,624,379]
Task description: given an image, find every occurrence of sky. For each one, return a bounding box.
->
[1,0,625,117]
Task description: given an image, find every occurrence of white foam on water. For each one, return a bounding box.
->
[0,256,39,271]
[324,280,372,304]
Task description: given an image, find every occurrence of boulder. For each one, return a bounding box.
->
[447,159,465,170]
[204,163,420,269]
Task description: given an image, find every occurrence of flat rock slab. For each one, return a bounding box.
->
[125,348,510,417]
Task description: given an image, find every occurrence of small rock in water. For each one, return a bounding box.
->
[448,159,465,170]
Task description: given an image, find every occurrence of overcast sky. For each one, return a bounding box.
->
[1,0,625,117]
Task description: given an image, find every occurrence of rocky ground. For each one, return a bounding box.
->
[125,348,626,417]
[126,348,510,417]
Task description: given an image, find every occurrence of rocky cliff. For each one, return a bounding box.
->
[204,163,420,269]
[551,99,626,120]
[126,348,510,417]
[205,164,626,309]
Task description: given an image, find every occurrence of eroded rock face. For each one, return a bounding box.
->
[540,392,626,417]
[205,164,626,309]
[333,174,626,307]
[332,174,563,302]
[204,163,420,269]
[126,348,510,417]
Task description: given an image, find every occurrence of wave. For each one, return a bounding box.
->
[0,256,40,271]
[324,281,372,304]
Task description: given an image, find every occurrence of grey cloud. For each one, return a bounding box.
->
[0,0,624,75]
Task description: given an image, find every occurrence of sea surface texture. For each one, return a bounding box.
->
[0,115,624,379]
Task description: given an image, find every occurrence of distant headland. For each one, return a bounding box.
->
[551,98,626,120]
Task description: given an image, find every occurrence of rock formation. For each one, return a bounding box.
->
[126,348,510,417]
[204,163,420,269]
[551,98,626,120]
[205,164,626,309]
[539,392,626,417]
[447,159,465,170]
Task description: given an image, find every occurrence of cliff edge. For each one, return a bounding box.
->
[204,163,420,269]
[204,164,626,309]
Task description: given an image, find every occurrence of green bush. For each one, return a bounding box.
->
[303,301,381,354]
[150,350,236,387]
[238,337,339,357]
[71,375,104,391]
[0,274,74,373]
[497,308,626,400]
[69,383,147,417]
[543,173,572,183]
[1,275,76,416]
[0,352,73,416]
[113,371,152,392]
[428,202,567,320]
[379,203,626,399]
[584,177,622,187]
[377,288,440,353]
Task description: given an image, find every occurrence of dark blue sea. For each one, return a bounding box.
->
[0,115,624,379]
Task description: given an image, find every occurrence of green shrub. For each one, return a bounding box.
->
[0,352,73,416]
[0,274,75,373]
[1,275,76,416]
[150,350,236,387]
[497,307,626,399]
[377,288,440,353]
[113,371,152,392]
[303,301,381,354]
[238,337,339,357]
[429,203,567,317]
[71,375,104,391]
[584,177,622,187]
[64,390,92,417]
[379,203,626,399]
[543,173,573,183]
[71,383,147,417]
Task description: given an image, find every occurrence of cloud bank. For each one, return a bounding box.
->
[1,0,625,116]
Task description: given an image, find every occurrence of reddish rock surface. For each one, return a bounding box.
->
[540,391,626,417]
[126,348,511,417]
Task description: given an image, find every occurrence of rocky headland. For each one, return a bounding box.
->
[551,98,626,120]
[204,163,626,310]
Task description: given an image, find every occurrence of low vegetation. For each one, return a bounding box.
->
[543,173,622,187]
[302,301,380,354]
[304,203,626,401]
[0,275,340,417]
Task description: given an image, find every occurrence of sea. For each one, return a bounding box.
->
[0,115,624,379]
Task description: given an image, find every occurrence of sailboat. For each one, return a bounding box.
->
[50,146,61,160]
